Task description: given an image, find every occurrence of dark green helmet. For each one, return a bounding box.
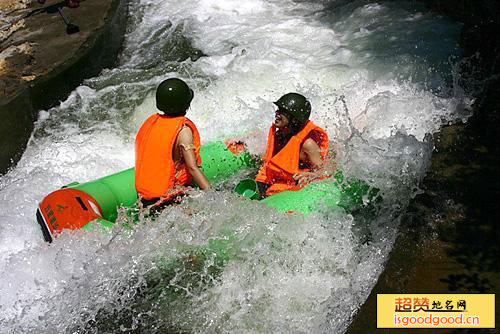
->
[156,78,194,115]
[274,93,311,126]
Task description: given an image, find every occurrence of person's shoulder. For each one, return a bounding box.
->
[177,125,194,143]
[302,137,320,151]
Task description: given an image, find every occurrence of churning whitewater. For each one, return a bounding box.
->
[0,0,468,333]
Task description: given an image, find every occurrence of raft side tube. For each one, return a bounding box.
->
[236,171,379,215]
[74,168,137,222]
[36,141,257,242]
[199,141,258,182]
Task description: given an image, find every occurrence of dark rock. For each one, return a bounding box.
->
[0,0,129,174]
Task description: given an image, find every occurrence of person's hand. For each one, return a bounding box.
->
[293,171,319,185]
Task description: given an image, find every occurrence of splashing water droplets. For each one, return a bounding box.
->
[0,0,470,333]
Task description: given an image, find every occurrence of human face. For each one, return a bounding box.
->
[274,109,290,129]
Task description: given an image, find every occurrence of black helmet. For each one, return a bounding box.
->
[274,93,311,127]
[156,78,194,115]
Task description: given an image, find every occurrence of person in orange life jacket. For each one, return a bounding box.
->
[135,78,210,209]
[255,93,335,197]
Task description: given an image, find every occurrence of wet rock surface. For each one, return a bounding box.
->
[349,0,499,332]
[0,0,128,174]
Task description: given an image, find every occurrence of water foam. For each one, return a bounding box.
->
[0,0,469,333]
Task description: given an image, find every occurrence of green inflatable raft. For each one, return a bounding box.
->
[36,141,374,243]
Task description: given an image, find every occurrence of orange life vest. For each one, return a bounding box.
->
[255,120,329,196]
[135,114,201,200]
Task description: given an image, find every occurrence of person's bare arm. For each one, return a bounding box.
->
[301,138,323,168]
[294,138,336,185]
[177,127,211,190]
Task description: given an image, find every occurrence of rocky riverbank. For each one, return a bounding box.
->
[348,0,499,332]
[0,0,128,174]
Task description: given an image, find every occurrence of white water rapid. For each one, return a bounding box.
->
[0,0,470,333]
